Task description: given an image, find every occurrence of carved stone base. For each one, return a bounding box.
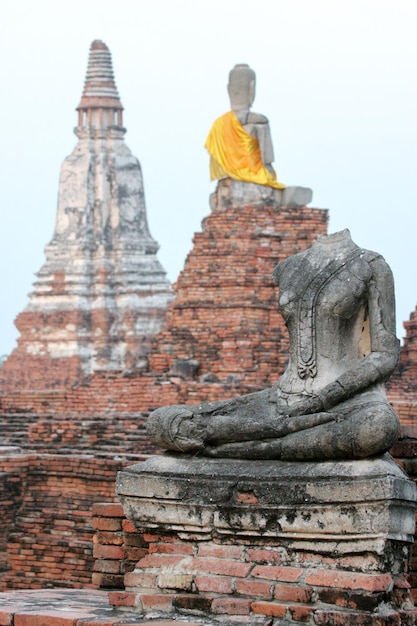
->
[210,178,313,211]
[116,454,417,623]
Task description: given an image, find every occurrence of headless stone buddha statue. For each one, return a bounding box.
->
[205,64,285,189]
[147,230,400,460]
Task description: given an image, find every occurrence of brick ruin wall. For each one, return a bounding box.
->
[0,452,144,590]
[93,505,417,624]
[0,201,328,393]
[0,200,416,594]
[0,304,169,391]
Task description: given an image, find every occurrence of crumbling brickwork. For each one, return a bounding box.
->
[0,452,135,590]
[148,199,328,388]
[103,525,417,624]
[0,191,416,601]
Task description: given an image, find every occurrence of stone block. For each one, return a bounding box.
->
[115,453,417,621]
[212,177,313,210]
[281,185,313,207]
[117,453,416,548]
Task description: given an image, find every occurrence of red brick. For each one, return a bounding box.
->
[157,573,193,591]
[173,594,213,613]
[92,518,123,532]
[123,533,148,548]
[122,519,137,533]
[317,587,382,611]
[234,578,272,597]
[304,570,393,592]
[124,571,158,589]
[235,491,259,504]
[187,557,251,578]
[246,548,284,564]
[91,568,119,588]
[393,575,411,589]
[93,559,121,574]
[136,554,187,569]
[289,604,314,622]
[252,565,303,582]
[274,584,313,603]
[149,542,194,556]
[138,593,174,612]
[122,546,146,561]
[194,575,233,594]
[0,611,13,626]
[93,530,124,546]
[93,544,124,560]
[251,601,287,617]
[108,591,137,607]
[92,503,124,517]
[211,597,251,615]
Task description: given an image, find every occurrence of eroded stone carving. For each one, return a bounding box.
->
[147,229,401,460]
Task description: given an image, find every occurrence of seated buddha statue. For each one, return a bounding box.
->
[205,63,285,190]
[147,230,400,461]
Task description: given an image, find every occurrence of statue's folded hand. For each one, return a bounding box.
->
[147,405,205,453]
[286,394,324,418]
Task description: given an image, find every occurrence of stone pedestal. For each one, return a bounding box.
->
[210,178,313,211]
[116,454,417,624]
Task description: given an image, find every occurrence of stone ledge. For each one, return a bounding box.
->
[117,453,417,547]
[211,178,313,209]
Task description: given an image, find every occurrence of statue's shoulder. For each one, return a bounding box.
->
[362,249,382,262]
[273,250,306,285]
[247,112,269,124]
[361,250,393,278]
[355,248,385,267]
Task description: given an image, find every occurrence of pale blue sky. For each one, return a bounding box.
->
[1,0,416,357]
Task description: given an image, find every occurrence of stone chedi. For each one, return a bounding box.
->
[0,40,172,389]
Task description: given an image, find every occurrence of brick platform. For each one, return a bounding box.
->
[115,454,417,625]
[1,173,417,610]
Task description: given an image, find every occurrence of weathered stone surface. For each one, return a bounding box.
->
[116,453,417,622]
[281,185,313,207]
[211,178,312,210]
[117,453,416,546]
[227,64,275,172]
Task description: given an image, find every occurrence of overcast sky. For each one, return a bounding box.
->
[1,0,416,357]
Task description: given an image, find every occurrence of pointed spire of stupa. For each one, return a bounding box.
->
[77,40,124,129]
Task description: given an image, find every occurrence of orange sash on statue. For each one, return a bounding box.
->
[205,111,285,189]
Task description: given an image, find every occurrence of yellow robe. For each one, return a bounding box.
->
[205,111,285,189]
